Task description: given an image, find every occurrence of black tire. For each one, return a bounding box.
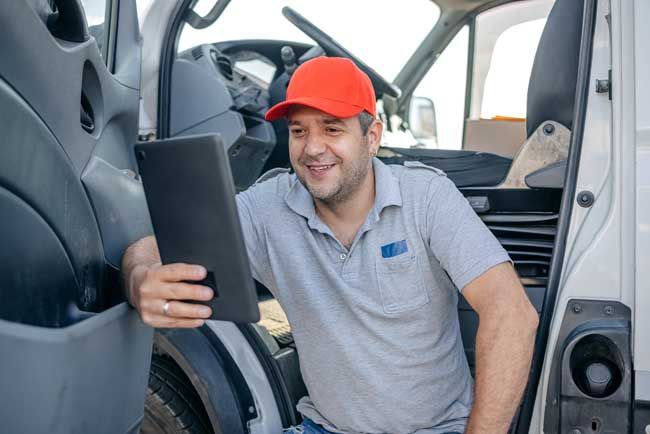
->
[141,354,214,434]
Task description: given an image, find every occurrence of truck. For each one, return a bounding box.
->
[0,0,648,433]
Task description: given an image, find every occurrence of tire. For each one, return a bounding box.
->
[141,354,214,434]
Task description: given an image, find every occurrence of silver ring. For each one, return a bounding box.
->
[162,301,170,316]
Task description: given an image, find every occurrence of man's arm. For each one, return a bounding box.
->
[462,262,539,434]
[122,182,271,328]
[122,235,214,328]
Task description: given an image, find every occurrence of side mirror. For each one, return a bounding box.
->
[409,96,438,147]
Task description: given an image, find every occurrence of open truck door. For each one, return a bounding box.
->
[0,1,153,433]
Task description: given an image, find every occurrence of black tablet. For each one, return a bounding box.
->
[135,133,260,323]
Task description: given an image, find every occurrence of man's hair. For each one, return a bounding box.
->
[358,111,375,136]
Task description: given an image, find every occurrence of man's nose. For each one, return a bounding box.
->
[304,134,327,157]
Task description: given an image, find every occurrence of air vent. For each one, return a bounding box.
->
[191,46,203,60]
[210,50,233,80]
[482,213,557,285]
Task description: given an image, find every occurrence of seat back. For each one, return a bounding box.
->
[526,0,584,138]
[499,0,584,188]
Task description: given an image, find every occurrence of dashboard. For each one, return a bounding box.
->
[180,44,273,117]
[169,41,316,190]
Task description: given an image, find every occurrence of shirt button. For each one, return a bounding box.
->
[339,253,347,260]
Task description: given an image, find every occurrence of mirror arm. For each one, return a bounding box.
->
[184,0,231,29]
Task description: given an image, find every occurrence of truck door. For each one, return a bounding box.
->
[0,1,153,433]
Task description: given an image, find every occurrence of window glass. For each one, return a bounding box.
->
[178,0,440,80]
[470,0,553,120]
[80,0,112,60]
[412,26,469,150]
[480,18,546,118]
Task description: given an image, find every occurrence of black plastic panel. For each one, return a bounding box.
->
[526,0,583,137]
[274,347,309,419]
[170,57,235,137]
[1,0,144,308]
[48,0,90,43]
[0,188,78,327]
[543,300,632,434]
[169,54,276,190]
[460,188,562,213]
[525,160,567,189]
[0,304,153,434]
[0,1,152,433]
[2,2,141,174]
[0,78,104,312]
[81,156,153,267]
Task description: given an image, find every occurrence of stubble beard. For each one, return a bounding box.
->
[297,137,373,206]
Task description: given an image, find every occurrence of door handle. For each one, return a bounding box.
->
[47,0,89,43]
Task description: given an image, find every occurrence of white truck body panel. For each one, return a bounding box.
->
[633,0,650,402]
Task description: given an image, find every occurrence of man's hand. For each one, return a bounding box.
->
[122,236,214,328]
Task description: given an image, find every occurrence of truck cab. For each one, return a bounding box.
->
[1,0,648,433]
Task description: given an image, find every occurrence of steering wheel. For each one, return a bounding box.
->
[282,6,402,99]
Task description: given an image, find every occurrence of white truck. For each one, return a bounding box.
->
[0,0,647,433]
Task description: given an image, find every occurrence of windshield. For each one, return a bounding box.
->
[177,0,441,80]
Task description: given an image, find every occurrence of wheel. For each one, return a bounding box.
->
[141,354,214,434]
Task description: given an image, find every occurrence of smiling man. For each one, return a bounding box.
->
[123,57,539,434]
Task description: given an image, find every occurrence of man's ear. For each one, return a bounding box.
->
[367,119,383,154]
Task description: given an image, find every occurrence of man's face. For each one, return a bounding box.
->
[287,106,377,205]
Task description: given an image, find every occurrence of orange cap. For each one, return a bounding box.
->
[265,57,376,121]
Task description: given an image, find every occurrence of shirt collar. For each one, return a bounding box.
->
[284,158,402,227]
[371,157,402,214]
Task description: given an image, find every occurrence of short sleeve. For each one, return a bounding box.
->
[235,188,273,287]
[425,177,511,291]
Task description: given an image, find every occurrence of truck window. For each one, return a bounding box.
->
[410,0,553,152]
[412,26,470,150]
[177,0,440,81]
[448,0,553,157]
[479,18,546,119]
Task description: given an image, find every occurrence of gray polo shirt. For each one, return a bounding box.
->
[235,158,510,434]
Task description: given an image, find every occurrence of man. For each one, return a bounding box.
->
[123,57,538,434]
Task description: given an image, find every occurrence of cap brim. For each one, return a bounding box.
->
[264,96,364,121]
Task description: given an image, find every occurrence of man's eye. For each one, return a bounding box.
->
[326,128,342,134]
[290,129,305,136]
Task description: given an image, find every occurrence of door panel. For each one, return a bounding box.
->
[0,0,153,433]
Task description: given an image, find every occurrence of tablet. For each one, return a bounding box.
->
[135,133,260,323]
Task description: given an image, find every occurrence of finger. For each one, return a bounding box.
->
[158,282,214,301]
[156,263,206,282]
[144,315,206,329]
[164,318,207,329]
[162,300,212,319]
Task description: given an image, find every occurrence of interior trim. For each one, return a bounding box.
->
[158,0,193,139]
[513,1,598,432]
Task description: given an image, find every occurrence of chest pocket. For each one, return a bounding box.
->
[375,253,429,314]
